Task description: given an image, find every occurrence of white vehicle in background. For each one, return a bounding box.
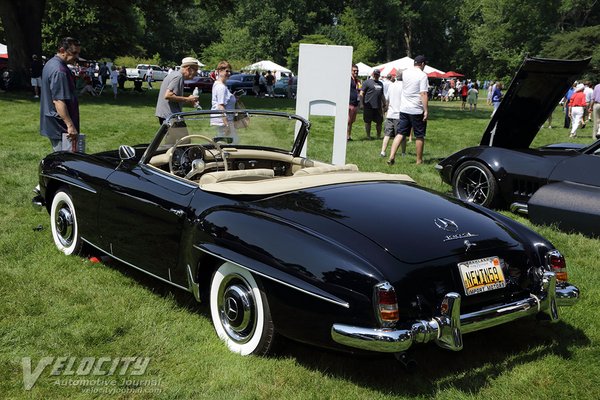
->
[126,64,167,81]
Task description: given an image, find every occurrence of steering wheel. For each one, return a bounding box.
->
[168,134,228,179]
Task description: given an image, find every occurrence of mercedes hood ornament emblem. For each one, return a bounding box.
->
[434,218,459,232]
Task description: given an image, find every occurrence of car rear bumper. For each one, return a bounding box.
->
[331,272,579,353]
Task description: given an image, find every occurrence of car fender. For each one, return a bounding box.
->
[441,146,567,204]
[39,153,117,245]
[190,207,386,345]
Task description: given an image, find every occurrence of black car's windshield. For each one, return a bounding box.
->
[155,111,307,154]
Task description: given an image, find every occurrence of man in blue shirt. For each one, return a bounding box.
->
[40,37,81,152]
[563,83,576,129]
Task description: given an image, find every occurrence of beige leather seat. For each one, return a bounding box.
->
[199,169,275,185]
[293,164,359,176]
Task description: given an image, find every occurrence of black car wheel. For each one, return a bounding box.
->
[210,262,275,355]
[50,188,83,255]
[452,161,499,207]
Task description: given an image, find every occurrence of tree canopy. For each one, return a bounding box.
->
[1,0,599,87]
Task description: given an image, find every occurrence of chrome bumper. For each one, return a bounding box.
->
[32,186,44,211]
[331,272,579,353]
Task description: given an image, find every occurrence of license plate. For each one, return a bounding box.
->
[458,256,506,296]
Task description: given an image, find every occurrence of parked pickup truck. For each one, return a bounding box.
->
[126,64,167,81]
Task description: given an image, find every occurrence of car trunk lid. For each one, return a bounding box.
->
[256,182,521,264]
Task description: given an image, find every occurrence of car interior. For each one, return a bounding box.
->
[143,118,413,195]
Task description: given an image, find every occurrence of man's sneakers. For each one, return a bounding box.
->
[380,152,385,157]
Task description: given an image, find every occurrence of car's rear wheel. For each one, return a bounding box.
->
[50,188,83,255]
[452,161,499,207]
[210,262,275,355]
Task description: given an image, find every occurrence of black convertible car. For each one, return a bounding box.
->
[34,110,579,357]
[437,57,600,237]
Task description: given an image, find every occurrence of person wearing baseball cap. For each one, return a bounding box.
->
[155,57,200,125]
[360,68,386,139]
[388,54,429,165]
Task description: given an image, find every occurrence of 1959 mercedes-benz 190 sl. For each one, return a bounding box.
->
[33,110,579,357]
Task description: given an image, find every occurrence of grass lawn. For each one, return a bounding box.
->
[1,85,599,399]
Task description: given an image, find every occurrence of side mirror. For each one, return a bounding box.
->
[119,145,136,161]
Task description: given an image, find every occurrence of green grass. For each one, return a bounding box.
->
[1,87,599,399]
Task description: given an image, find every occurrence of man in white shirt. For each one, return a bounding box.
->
[583,81,594,127]
[388,55,429,165]
[381,73,403,157]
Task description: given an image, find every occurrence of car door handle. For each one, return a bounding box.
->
[170,208,185,218]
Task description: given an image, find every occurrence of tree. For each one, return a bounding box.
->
[0,0,45,88]
[286,34,332,72]
[459,0,560,81]
[334,7,378,64]
[557,0,600,30]
[540,25,600,81]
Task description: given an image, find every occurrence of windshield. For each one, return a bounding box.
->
[155,110,307,155]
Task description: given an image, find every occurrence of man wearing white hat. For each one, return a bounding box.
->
[155,57,200,124]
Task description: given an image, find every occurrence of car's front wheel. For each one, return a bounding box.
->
[50,188,83,255]
[210,262,275,355]
[452,161,499,207]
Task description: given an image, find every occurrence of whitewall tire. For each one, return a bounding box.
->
[50,188,83,255]
[210,262,275,355]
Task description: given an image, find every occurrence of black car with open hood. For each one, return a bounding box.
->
[437,57,600,237]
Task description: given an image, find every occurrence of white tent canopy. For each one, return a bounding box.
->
[243,60,291,74]
[355,62,372,77]
[372,56,444,77]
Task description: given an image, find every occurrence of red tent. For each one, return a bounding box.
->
[427,71,444,79]
[443,71,464,78]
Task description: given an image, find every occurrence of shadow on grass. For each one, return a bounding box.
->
[274,320,589,397]
[97,253,589,397]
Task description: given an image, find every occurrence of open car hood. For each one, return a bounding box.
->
[481,57,590,149]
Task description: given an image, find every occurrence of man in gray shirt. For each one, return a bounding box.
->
[155,57,200,124]
[40,37,81,152]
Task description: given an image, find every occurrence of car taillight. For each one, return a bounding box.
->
[547,250,568,282]
[374,282,399,328]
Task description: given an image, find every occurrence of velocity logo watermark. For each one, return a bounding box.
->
[22,356,157,392]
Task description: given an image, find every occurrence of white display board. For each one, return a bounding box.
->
[295,44,353,165]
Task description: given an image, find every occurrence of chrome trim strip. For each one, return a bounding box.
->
[81,238,190,292]
[186,264,201,302]
[194,244,349,308]
[332,274,580,353]
[41,174,97,194]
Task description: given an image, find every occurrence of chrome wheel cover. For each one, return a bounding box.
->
[455,165,491,205]
[54,201,74,247]
[218,275,256,344]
